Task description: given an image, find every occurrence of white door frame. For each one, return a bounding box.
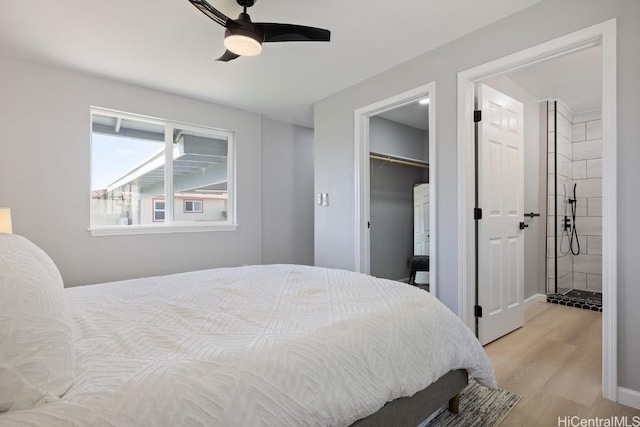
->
[457,20,617,400]
[355,82,437,296]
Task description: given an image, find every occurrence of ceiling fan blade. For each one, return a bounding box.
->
[257,23,331,43]
[216,50,240,62]
[187,0,231,27]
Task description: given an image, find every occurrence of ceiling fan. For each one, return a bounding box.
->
[187,0,331,62]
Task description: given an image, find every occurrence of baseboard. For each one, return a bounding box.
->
[524,293,547,308]
[618,386,640,410]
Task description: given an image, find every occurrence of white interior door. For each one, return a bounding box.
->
[413,183,429,284]
[414,183,429,255]
[478,83,525,345]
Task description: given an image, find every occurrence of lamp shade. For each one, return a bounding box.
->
[0,208,12,233]
[224,34,262,56]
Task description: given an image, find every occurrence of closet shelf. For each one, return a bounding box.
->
[369,152,429,169]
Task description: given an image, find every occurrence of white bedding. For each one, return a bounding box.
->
[0,264,495,426]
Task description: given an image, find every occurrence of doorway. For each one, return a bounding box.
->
[457,20,617,400]
[355,82,437,295]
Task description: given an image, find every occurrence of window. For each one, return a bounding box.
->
[184,200,203,213]
[153,199,165,222]
[90,107,236,235]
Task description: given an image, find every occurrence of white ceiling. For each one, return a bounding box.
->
[506,45,602,113]
[0,0,543,128]
[378,102,429,131]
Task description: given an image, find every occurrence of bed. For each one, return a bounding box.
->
[0,234,495,426]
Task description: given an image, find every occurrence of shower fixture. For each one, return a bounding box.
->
[568,183,581,255]
[559,183,581,256]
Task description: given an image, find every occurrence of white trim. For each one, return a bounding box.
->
[617,387,640,411]
[524,293,547,309]
[164,117,175,226]
[600,19,618,403]
[456,19,617,401]
[89,223,238,236]
[354,82,437,296]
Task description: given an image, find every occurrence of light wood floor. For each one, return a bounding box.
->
[485,302,640,426]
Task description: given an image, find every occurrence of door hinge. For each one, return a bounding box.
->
[367,221,371,229]
[474,305,483,318]
[474,110,482,122]
[474,208,482,220]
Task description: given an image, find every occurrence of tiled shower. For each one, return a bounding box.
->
[546,100,603,311]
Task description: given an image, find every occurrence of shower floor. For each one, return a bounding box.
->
[547,289,602,312]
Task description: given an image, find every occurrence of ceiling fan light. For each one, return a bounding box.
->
[224,34,262,56]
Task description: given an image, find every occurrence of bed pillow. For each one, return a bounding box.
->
[0,234,75,412]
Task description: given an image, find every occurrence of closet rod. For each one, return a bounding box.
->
[369,152,429,169]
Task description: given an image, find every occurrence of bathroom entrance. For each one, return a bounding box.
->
[457,19,617,399]
[544,96,603,311]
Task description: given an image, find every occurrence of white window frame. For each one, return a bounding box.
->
[184,199,203,213]
[153,199,166,222]
[89,107,237,236]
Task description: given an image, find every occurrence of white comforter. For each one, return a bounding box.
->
[0,264,495,426]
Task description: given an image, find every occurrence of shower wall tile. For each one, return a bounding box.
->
[547,195,555,218]
[556,101,573,125]
[547,237,556,258]
[587,274,602,292]
[547,133,556,153]
[557,134,573,159]
[559,155,573,178]
[575,197,587,217]
[557,119,573,141]
[547,261,555,279]
[558,124,573,142]
[548,112,555,132]
[574,178,602,198]
[574,216,602,236]
[558,272,573,290]
[558,253,572,271]
[586,119,603,140]
[573,139,602,160]
[574,110,601,123]
[587,236,602,255]
[587,197,602,217]
[574,254,602,275]
[558,175,572,196]
[548,216,567,237]
[550,176,573,196]
[573,272,587,290]
[546,107,603,297]
[573,160,587,179]
[548,179,555,197]
[548,195,556,215]
[587,158,602,178]
[573,123,586,142]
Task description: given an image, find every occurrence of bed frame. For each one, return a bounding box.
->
[350,369,468,426]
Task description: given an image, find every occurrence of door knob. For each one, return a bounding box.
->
[519,222,529,230]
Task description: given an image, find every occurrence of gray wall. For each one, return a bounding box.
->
[261,118,314,266]
[369,117,427,281]
[482,75,546,299]
[0,56,314,286]
[370,116,428,161]
[314,0,640,392]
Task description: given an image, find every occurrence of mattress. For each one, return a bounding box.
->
[0,264,495,426]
